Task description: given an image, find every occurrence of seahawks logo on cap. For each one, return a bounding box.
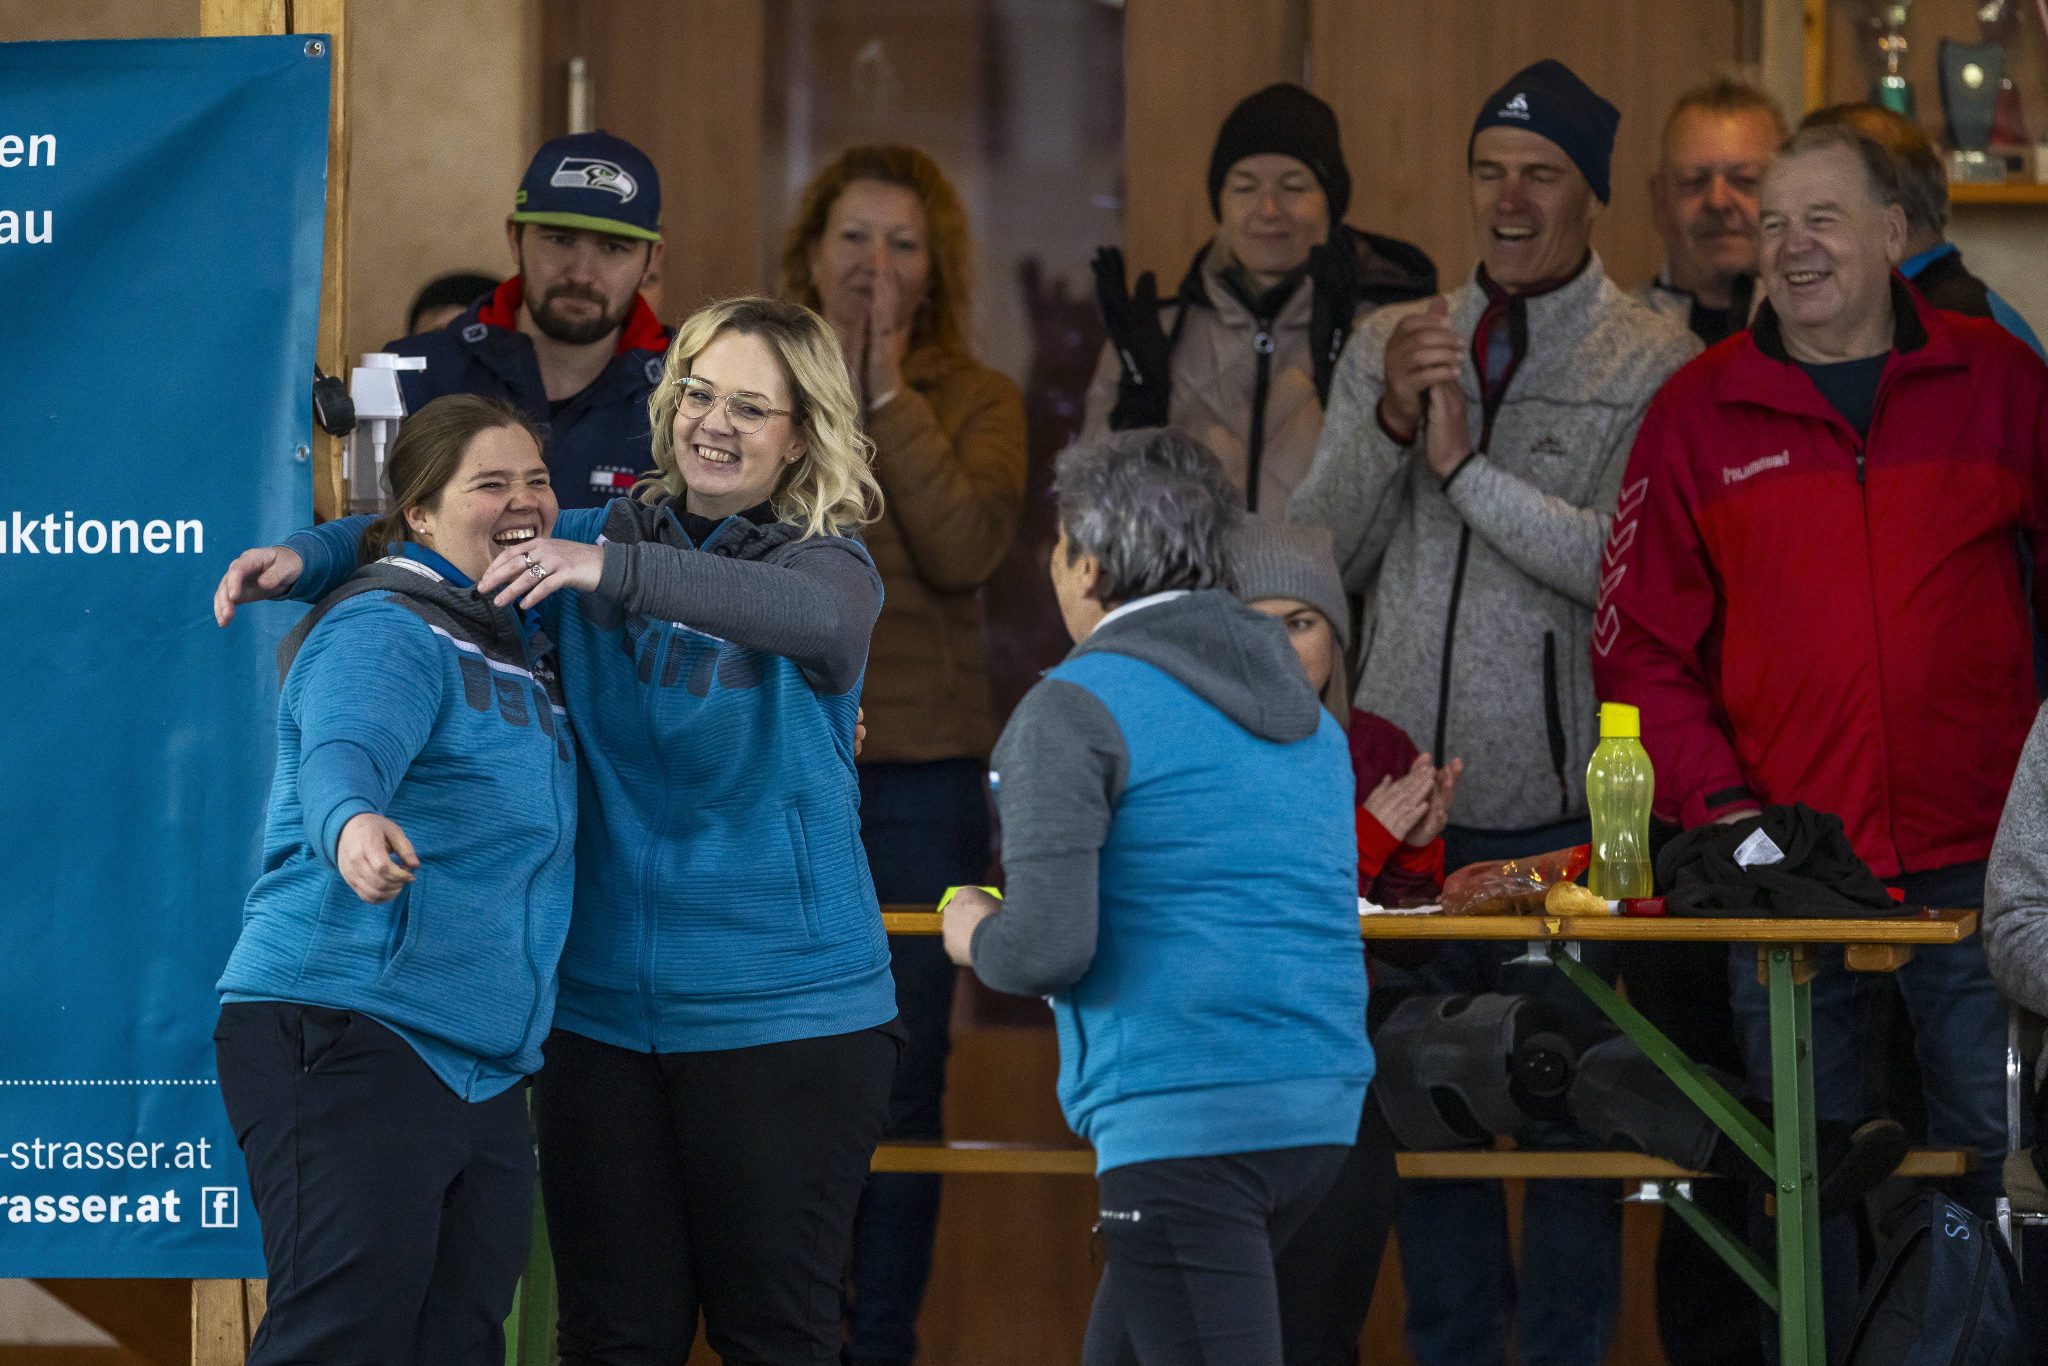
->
[550,157,638,202]
[1499,92,1531,120]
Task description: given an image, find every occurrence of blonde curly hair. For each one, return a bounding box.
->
[778,144,973,356]
[645,296,882,537]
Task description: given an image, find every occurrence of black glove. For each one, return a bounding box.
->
[1307,229,1365,405]
[1091,246,1173,430]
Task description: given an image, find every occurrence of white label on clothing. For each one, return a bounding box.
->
[1734,828,1786,869]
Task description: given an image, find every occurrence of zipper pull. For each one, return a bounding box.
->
[1252,330,1275,356]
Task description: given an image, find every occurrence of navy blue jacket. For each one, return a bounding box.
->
[387,278,672,509]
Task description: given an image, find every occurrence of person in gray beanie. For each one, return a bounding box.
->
[1082,84,1437,518]
[1289,57,1698,1366]
[1232,518,1460,1365]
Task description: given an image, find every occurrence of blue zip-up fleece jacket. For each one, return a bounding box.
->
[284,498,896,1054]
[218,553,579,1100]
[968,591,1370,1173]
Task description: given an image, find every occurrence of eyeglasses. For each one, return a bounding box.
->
[675,380,792,434]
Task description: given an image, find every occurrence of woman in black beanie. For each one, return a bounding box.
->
[1081,83,1437,520]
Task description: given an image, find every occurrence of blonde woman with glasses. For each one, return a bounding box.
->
[214,295,902,1365]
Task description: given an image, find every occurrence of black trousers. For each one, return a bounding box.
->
[1084,1143,1351,1366]
[213,1002,534,1366]
[1273,1094,1402,1366]
[532,1022,900,1366]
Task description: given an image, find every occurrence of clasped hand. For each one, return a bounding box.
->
[1363,752,1464,848]
[476,538,603,611]
[1381,296,1471,480]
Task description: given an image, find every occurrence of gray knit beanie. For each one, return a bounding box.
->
[1229,521,1351,653]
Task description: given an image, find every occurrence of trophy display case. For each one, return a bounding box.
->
[1812,0,2048,201]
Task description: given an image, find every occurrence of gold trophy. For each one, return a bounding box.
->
[1866,0,1918,116]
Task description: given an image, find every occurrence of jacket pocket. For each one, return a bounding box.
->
[379,882,419,982]
[1543,631,1569,816]
[787,804,821,939]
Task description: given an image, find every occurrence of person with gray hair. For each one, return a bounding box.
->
[940,428,1372,1363]
[1639,75,1786,345]
[1596,116,2048,1353]
[1801,102,2045,360]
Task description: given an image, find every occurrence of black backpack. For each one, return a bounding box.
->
[1843,1193,2022,1366]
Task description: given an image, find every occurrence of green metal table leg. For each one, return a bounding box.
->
[1655,1181,1779,1312]
[1545,944,1776,1177]
[1765,947,1825,1366]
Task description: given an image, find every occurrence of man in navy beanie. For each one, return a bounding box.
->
[1292,59,1698,1366]
[384,130,671,508]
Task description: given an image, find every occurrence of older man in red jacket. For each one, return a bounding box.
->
[1593,121,2048,1347]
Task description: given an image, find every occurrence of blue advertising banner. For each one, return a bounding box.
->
[0,37,328,1276]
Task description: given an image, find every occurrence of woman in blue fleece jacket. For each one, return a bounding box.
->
[215,297,899,1365]
[214,396,577,1364]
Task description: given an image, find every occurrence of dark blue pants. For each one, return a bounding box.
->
[534,1024,900,1366]
[1084,1145,1352,1366]
[1385,817,1624,1366]
[1272,1090,1402,1365]
[213,1002,533,1366]
[1727,859,2003,1362]
[845,758,992,1366]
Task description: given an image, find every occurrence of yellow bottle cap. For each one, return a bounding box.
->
[1600,702,1641,738]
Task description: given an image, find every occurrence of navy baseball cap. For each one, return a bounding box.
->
[511,130,661,242]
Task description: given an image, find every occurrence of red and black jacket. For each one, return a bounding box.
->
[1591,279,2048,877]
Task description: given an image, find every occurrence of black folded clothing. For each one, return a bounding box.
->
[1656,803,1903,918]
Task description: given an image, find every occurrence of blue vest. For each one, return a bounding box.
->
[219,566,578,1100]
[1045,651,1370,1172]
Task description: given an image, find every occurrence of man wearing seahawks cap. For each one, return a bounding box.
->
[1292,59,1698,1366]
[385,130,671,508]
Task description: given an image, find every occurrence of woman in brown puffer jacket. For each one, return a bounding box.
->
[779,143,1026,1366]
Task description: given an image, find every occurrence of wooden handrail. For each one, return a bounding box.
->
[881,906,1978,946]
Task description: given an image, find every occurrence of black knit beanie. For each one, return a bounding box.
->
[1467,59,1621,204]
[1207,84,1352,221]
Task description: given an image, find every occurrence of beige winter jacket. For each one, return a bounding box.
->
[859,344,1027,765]
[1080,231,1435,518]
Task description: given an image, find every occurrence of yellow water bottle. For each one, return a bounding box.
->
[1586,702,1655,900]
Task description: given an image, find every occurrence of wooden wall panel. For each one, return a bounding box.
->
[1122,0,1304,284]
[542,0,766,320]
[1309,0,1741,294]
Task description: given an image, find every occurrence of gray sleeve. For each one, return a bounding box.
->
[1440,437,1624,607]
[1287,319,1415,593]
[1985,704,2048,1017]
[1444,333,1699,608]
[970,679,1129,997]
[593,537,883,695]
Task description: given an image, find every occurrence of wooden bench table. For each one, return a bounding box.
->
[875,905,1978,1366]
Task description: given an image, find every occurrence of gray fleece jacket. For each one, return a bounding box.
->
[1985,703,2048,1021]
[1288,255,1699,830]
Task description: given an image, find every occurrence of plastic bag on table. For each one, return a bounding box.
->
[1440,844,1592,916]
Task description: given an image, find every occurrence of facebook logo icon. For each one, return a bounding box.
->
[200,1187,239,1229]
